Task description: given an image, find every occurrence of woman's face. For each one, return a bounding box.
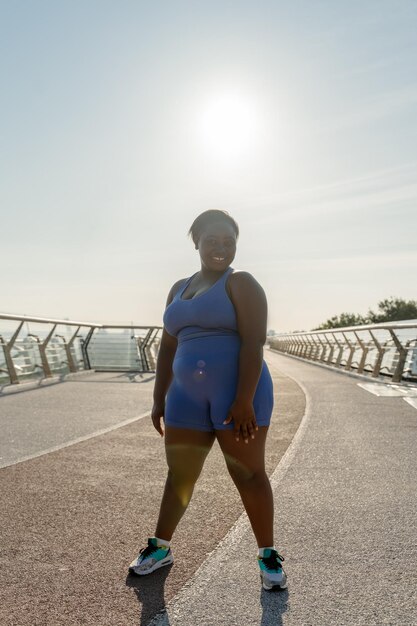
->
[196,221,237,271]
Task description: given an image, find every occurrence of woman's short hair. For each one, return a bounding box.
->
[188,210,239,246]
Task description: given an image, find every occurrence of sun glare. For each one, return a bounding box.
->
[200,93,260,161]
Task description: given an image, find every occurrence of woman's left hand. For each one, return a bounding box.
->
[223,399,258,443]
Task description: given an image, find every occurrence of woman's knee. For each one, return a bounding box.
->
[163,468,196,509]
[165,436,213,483]
[166,449,207,485]
[225,458,267,487]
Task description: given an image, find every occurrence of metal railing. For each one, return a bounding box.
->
[268,322,417,383]
[0,314,162,385]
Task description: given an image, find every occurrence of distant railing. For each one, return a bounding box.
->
[268,322,417,383]
[0,314,162,386]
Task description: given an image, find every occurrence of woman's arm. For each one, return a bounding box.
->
[224,271,268,442]
[151,281,182,435]
[152,327,178,405]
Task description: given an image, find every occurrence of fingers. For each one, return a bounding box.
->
[241,423,249,444]
[151,402,165,437]
[225,408,258,443]
[152,414,164,437]
[235,419,258,444]
[247,421,256,441]
[234,423,240,442]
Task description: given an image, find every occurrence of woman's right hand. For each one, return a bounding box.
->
[151,401,165,436]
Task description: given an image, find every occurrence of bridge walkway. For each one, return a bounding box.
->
[1,350,416,625]
[0,351,303,625]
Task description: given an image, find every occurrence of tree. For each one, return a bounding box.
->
[367,297,417,323]
[313,312,367,330]
[313,297,417,330]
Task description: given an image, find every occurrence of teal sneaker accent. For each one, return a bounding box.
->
[258,549,287,590]
[129,537,174,575]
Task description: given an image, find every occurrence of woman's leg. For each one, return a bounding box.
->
[155,426,215,540]
[215,426,273,547]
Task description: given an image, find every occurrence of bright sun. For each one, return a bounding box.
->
[200,93,260,161]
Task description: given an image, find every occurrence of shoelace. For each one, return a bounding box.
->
[261,551,285,572]
[139,542,158,560]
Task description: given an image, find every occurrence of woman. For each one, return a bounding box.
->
[128,209,287,591]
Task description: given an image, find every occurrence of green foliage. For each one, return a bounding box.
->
[314,297,417,330]
[367,297,417,323]
[314,312,367,330]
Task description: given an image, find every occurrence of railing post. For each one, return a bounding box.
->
[145,328,159,370]
[317,334,327,362]
[0,321,24,384]
[67,326,82,371]
[291,336,298,356]
[82,327,95,370]
[303,335,311,359]
[28,325,56,378]
[332,332,344,367]
[306,335,315,360]
[324,333,335,364]
[368,330,385,378]
[56,326,81,373]
[354,331,369,374]
[342,332,356,371]
[311,335,321,361]
[388,329,408,383]
[138,328,153,372]
[294,336,301,357]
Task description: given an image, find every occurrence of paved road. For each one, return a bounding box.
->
[1,351,415,625]
[0,350,304,626]
[0,370,155,468]
[151,351,417,626]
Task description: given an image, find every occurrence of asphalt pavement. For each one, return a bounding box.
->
[1,350,415,625]
[0,351,304,626]
[150,350,417,626]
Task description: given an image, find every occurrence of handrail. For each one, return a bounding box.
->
[0,313,162,386]
[295,321,417,334]
[269,321,417,383]
[0,313,102,327]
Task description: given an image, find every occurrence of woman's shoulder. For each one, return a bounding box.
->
[227,269,265,299]
[171,276,189,291]
[229,269,259,285]
[165,276,190,306]
[229,268,254,277]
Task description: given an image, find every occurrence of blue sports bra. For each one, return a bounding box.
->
[163,266,238,343]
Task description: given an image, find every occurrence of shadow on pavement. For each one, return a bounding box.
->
[260,587,289,625]
[0,379,63,395]
[126,564,172,625]
[0,372,155,395]
[64,374,156,384]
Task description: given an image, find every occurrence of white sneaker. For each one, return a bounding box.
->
[129,537,174,576]
[258,549,287,590]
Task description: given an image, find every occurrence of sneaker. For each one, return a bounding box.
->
[258,549,287,590]
[129,537,174,575]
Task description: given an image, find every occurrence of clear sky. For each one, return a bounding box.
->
[1,0,416,332]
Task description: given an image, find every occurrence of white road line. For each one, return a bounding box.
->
[357,382,417,398]
[404,397,417,410]
[1,411,151,469]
